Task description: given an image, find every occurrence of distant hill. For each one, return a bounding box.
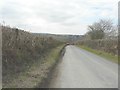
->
[32,33,84,43]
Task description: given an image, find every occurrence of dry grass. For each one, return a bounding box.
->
[3,45,64,88]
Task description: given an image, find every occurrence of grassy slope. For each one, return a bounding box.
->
[78,45,118,64]
[3,45,64,88]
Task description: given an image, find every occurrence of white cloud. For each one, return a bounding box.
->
[0,0,119,35]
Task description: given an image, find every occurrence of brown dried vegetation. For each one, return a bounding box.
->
[2,25,62,84]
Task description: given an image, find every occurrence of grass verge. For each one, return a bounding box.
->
[3,45,65,88]
[78,45,118,64]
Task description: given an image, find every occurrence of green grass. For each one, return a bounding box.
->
[78,45,118,64]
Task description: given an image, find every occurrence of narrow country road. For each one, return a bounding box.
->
[49,45,118,88]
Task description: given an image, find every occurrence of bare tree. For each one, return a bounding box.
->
[87,19,116,40]
[87,21,105,40]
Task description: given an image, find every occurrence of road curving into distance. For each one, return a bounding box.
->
[49,45,118,88]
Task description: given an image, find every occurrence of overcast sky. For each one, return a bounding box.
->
[0,0,119,35]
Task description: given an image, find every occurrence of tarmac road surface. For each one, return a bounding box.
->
[49,45,118,88]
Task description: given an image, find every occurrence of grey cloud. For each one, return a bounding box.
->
[0,0,118,35]
[36,10,74,23]
[33,4,76,23]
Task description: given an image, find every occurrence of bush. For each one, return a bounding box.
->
[78,39,118,55]
[2,25,62,82]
